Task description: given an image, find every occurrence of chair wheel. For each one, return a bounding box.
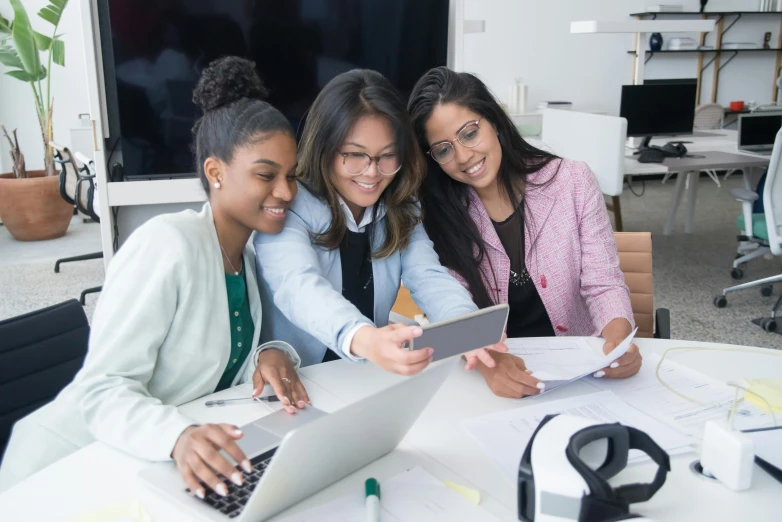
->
[730,268,744,280]
[761,285,774,297]
[760,318,777,332]
[713,295,727,308]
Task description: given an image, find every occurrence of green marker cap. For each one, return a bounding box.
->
[365,478,380,499]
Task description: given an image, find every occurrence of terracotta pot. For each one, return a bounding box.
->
[0,170,73,241]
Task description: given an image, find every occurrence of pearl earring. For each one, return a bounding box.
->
[213,182,221,189]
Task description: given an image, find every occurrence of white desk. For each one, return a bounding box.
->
[1,338,781,521]
[623,130,770,235]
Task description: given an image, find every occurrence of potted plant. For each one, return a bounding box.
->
[0,0,73,241]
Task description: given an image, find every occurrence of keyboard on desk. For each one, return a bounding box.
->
[186,447,277,519]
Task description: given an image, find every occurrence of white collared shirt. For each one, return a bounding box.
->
[336,195,387,360]
[337,195,387,232]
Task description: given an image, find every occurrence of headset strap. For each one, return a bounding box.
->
[613,427,671,504]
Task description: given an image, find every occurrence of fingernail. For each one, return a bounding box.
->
[610,362,619,369]
[536,383,545,390]
[216,483,228,496]
[297,400,307,408]
[594,371,605,378]
[253,387,261,397]
[231,472,243,486]
[233,429,243,437]
[196,488,205,499]
[412,327,423,336]
[242,460,252,473]
[282,396,290,405]
[525,369,534,374]
[427,348,434,356]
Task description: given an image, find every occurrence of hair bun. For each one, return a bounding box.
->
[193,56,269,112]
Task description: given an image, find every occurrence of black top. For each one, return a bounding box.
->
[323,229,375,363]
[491,204,555,338]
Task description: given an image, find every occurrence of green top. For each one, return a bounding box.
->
[214,265,255,392]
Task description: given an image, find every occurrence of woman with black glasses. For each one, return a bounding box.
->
[253,69,507,375]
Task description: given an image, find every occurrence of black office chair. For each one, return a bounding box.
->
[0,299,89,460]
[51,143,104,305]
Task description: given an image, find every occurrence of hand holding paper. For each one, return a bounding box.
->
[597,320,642,379]
[505,328,638,393]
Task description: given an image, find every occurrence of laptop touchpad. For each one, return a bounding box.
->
[235,422,282,457]
[251,407,329,438]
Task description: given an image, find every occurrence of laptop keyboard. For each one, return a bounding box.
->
[186,447,277,519]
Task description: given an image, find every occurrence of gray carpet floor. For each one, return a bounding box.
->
[0,174,780,349]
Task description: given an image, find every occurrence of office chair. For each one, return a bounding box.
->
[0,299,89,459]
[714,127,782,332]
[391,231,671,339]
[51,143,104,305]
[540,110,627,231]
[688,103,728,186]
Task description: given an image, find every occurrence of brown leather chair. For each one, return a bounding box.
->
[392,232,670,338]
[614,232,669,339]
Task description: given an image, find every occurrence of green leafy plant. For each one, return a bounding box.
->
[0,0,69,178]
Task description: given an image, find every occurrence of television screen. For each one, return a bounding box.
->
[99,0,450,180]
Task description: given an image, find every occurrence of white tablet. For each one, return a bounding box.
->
[407,304,509,361]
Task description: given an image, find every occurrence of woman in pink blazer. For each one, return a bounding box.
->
[408,67,640,398]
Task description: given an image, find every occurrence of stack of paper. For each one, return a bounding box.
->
[463,390,692,480]
[591,353,772,439]
[278,467,500,522]
[668,37,698,50]
[505,329,636,392]
[648,5,684,12]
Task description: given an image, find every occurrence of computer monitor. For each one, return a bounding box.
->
[644,78,698,86]
[620,83,698,149]
[738,112,782,151]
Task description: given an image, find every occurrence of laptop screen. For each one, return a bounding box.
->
[740,114,782,147]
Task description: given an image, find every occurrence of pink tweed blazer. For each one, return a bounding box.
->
[450,158,634,337]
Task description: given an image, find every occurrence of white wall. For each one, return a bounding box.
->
[462,0,776,115]
[0,0,775,175]
[0,0,90,173]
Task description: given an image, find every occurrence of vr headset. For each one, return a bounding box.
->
[518,414,670,522]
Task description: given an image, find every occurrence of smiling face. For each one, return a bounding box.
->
[205,131,298,235]
[330,114,399,221]
[424,103,502,194]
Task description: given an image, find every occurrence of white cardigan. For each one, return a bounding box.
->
[0,203,300,490]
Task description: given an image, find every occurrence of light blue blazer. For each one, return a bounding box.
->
[253,183,478,367]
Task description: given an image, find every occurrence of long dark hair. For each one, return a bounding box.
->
[297,69,425,258]
[192,56,293,196]
[408,67,558,308]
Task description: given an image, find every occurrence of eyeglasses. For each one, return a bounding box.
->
[427,119,483,164]
[340,152,402,176]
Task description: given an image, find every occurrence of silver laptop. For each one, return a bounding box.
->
[139,359,457,521]
[738,112,782,155]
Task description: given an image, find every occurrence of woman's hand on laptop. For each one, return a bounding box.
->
[173,424,252,500]
[350,324,433,375]
[476,352,544,398]
[252,348,310,414]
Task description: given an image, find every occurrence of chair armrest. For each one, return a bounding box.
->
[654,308,671,340]
[730,188,759,202]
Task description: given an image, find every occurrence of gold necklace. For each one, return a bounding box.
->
[219,243,240,275]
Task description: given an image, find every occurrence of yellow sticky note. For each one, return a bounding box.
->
[745,379,782,413]
[66,501,151,522]
[443,480,481,505]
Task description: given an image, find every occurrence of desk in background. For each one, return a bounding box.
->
[0,338,780,521]
[624,130,770,235]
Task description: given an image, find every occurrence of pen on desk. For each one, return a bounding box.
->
[365,478,380,522]
[205,396,280,407]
